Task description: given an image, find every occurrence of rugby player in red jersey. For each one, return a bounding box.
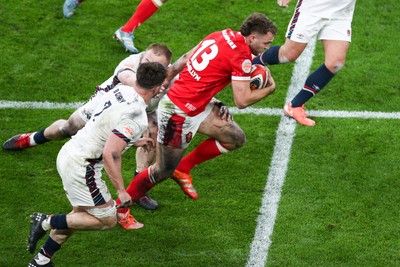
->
[115,13,278,229]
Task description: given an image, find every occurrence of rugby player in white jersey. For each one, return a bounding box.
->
[254,0,357,126]
[2,44,196,210]
[26,62,167,267]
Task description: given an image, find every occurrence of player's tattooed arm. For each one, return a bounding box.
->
[163,44,199,88]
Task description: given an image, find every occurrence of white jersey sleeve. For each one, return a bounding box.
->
[97,53,143,89]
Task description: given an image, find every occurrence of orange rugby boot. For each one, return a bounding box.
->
[283,101,316,126]
[117,209,144,230]
[171,170,198,200]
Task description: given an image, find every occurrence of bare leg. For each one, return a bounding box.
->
[135,111,158,172]
[44,110,86,140]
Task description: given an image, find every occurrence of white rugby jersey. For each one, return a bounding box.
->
[65,84,148,162]
[97,52,167,113]
[296,0,356,20]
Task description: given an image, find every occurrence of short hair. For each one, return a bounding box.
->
[240,13,277,37]
[146,43,173,64]
[136,62,167,90]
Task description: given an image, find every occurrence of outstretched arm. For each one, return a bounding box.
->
[163,45,199,88]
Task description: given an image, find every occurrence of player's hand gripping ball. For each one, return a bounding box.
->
[250,64,269,90]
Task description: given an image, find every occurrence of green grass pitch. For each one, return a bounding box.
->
[1,0,400,266]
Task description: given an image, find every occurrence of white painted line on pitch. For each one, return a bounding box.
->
[0,101,82,109]
[246,39,317,267]
[2,100,399,120]
[231,107,400,119]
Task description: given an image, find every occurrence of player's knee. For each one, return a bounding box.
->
[86,204,117,230]
[62,120,83,137]
[99,216,117,230]
[149,165,171,184]
[223,126,246,150]
[233,129,246,149]
[105,217,118,229]
[326,59,346,73]
[333,62,345,73]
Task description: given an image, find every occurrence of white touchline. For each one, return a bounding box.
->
[245,38,317,267]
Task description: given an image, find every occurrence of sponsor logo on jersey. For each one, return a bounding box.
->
[114,89,126,103]
[222,30,237,49]
[124,127,133,137]
[242,59,252,73]
[185,103,197,112]
[296,33,305,40]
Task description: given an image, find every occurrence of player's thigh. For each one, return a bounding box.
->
[198,105,246,147]
[283,14,322,61]
[320,19,351,71]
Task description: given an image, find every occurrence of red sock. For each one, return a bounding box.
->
[116,168,155,213]
[121,0,162,33]
[176,138,229,174]
[77,0,84,3]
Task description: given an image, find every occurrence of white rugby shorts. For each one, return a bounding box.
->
[286,14,352,43]
[157,95,213,149]
[57,144,112,207]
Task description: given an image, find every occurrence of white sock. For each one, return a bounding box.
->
[41,217,51,231]
[29,132,38,146]
[34,252,50,265]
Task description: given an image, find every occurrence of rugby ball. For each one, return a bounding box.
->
[250,64,269,90]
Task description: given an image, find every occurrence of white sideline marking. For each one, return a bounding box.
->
[246,39,317,267]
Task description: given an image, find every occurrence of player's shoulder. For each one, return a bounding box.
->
[115,52,143,71]
[117,85,146,109]
[223,28,244,40]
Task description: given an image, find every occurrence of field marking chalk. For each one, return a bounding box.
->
[246,38,316,267]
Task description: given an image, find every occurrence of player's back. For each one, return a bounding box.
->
[65,84,148,161]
